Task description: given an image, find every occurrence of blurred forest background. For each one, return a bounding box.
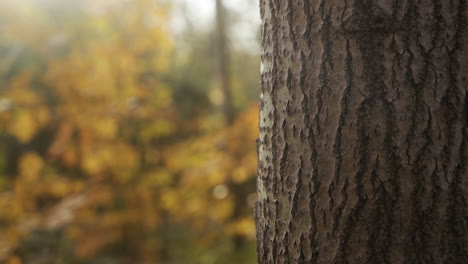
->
[0,0,260,263]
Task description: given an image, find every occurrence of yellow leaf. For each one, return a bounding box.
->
[232,167,248,183]
[19,152,43,182]
[35,106,50,125]
[227,218,256,238]
[9,110,36,143]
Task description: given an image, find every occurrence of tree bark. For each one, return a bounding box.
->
[256,0,467,263]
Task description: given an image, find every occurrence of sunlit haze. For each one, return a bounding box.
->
[175,0,260,51]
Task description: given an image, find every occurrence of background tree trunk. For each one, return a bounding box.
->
[216,0,234,124]
[256,0,467,263]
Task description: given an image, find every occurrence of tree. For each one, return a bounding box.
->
[216,0,234,124]
[256,0,467,263]
[0,1,261,263]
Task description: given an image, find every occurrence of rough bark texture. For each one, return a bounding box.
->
[256,0,467,263]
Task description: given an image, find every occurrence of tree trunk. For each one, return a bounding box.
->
[256,0,467,263]
[216,0,234,124]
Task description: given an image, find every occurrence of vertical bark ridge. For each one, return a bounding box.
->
[330,39,353,238]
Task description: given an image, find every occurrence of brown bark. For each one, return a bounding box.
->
[256,0,468,263]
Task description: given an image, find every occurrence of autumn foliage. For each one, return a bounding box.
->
[0,0,259,263]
